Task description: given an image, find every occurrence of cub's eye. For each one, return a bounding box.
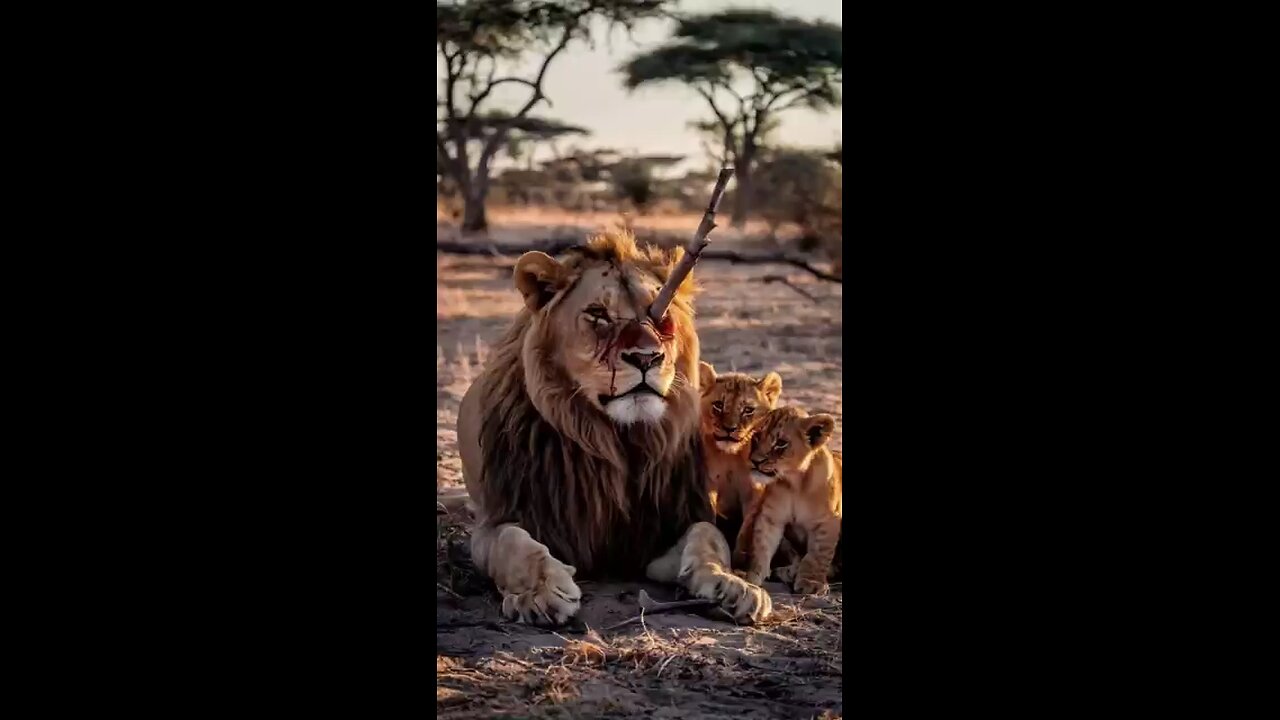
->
[711,401,724,413]
[774,439,789,450]
[742,406,755,416]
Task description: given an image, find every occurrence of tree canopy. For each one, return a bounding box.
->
[437,0,669,230]
[619,9,842,225]
[622,9,842,111]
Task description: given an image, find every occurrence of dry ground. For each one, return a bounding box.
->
[436,215,843,719]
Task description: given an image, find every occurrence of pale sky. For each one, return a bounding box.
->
[438,0,843,171]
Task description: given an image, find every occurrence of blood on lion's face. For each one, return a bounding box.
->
[513,247,689,427]
[556,262,679,426]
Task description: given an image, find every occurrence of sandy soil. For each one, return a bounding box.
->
[436,220,843,719]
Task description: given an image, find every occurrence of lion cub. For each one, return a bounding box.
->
[741,406,842,595]
[698,361,782,567]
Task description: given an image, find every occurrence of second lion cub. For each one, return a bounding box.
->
[742,406,843,595]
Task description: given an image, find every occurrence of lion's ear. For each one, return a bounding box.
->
[804,414,836,448]
[513,251,566,311]
[758,371,782,407]
[699,361,717,395]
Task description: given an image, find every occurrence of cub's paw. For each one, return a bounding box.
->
[793,575,829,596]
[691,570,773,623]
[499,554,581,626]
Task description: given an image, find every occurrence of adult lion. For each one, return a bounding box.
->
[456,231,773,626]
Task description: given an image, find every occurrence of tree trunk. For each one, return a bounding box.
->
[730,164,753,228]
[461,190,487,233]
[730,137,758,228]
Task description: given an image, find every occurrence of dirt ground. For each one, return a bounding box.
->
[436,214,843,719]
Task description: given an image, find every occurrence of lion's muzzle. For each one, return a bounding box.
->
[620,351,664,372]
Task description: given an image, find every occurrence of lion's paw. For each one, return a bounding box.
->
[691,570,772,623]
[499,554,581,626]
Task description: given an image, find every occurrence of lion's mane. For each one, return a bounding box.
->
[473,232,713,577]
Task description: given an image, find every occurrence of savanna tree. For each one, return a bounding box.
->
[437,0,668,232]
[620,10,842,226]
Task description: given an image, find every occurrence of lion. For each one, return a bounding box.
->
[697,361,783,568]
[456,230,773,626]
[740,406,843,595]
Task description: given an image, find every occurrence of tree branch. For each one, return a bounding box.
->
[442,45,461,127]
[474,19,580,180]
[760,274,820,302]
[467,76,542,116]
[764,85,815,113]
[694,84,736,136]
[650,166,734,321]
[464,55,499,109]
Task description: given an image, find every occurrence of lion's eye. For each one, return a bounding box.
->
[742,406,755,416]
[583,306,611,325]
[774,439,788,450]
[711,401,724,413]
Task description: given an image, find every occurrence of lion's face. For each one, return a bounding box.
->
[748,407,836,484]
[698,361,782,454]
[513,244,698,427]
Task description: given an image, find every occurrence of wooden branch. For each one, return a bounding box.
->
[760,274,820,302]
[648,167,734,322]
[602,589,718,631]
[436,240,843,284]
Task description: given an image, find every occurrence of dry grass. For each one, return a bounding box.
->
[436,505,844,719]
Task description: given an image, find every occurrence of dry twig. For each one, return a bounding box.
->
[602,589,717,631]
[760,274,820,302]
[649,166,734,321]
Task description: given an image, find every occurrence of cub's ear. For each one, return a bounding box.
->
[698,361,717,396]
[758,371,782,407]
[805,413,836,448]
[513,251,566,311]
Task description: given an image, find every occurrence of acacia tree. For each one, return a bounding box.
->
[437,0,667,232]
[620,10,842,227]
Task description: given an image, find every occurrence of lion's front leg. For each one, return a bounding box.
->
[471,523,581,626]
[646,521,772,624]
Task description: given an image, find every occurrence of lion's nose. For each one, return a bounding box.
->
[621,351,664,372]
[723,425,738,433]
